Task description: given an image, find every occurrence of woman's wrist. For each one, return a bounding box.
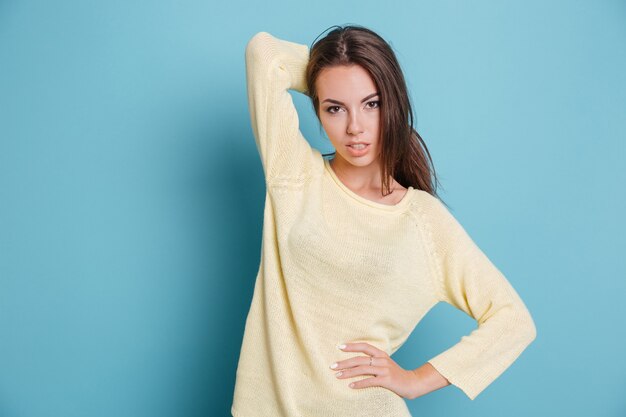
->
[409,362,451,399]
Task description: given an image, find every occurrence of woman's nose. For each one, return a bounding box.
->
[347,112,364,135]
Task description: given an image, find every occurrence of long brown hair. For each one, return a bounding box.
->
[305,24,443,199]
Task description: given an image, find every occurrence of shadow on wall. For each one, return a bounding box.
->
[186,106,267,416]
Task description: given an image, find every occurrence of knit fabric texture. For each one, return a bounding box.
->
[231,31,537,417]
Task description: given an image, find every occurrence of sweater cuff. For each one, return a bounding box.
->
[427,316,536,401]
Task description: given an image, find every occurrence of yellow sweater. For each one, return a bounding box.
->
[231,31,537,417]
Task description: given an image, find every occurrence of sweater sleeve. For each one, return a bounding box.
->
[244,31,315,184]
[421,194,537,401]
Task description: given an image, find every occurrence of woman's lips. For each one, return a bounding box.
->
[346,143,370,157]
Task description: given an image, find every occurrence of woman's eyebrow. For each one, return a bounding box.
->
[321,92,380,105]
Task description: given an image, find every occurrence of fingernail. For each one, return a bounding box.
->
[349,383,355,388]
[337,344,346,349]
[335,372,342,377]
[330,363,338,369]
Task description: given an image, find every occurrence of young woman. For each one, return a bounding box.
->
[231,25,536,417]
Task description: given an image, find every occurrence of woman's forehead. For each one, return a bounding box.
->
[316,65,377,100]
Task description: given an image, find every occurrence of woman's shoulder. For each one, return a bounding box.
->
[408,189,456,227]
[409,188,443,208]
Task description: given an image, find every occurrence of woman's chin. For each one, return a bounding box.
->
[335,153,378,168]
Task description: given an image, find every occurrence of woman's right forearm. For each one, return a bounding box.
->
[245,31,309,95]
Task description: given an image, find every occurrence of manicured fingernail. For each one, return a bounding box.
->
[330,363,338,369]
[337,344,346,349]
[335,371,342,377]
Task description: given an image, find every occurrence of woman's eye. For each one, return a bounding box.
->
[325,102,378,114]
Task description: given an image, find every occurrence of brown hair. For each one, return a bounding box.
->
[305,24,443,199]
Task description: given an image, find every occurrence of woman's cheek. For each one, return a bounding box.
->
[323,120,343,143]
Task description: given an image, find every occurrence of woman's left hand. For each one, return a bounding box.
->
[330,342,420,399]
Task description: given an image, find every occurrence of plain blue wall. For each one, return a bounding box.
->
[1,1,625,416]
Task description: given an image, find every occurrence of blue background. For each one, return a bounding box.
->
[1,1,625,416]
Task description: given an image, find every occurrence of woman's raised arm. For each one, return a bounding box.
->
[244,31,316,184]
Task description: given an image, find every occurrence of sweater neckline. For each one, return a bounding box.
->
[323,158,414,212]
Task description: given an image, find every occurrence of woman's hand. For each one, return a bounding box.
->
[330,342,421,400]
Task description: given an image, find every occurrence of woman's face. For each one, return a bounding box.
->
[316,64,381,169]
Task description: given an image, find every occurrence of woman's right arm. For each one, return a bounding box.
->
[244,31,316,184]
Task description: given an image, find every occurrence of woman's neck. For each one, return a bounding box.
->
[329,156,397,193]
